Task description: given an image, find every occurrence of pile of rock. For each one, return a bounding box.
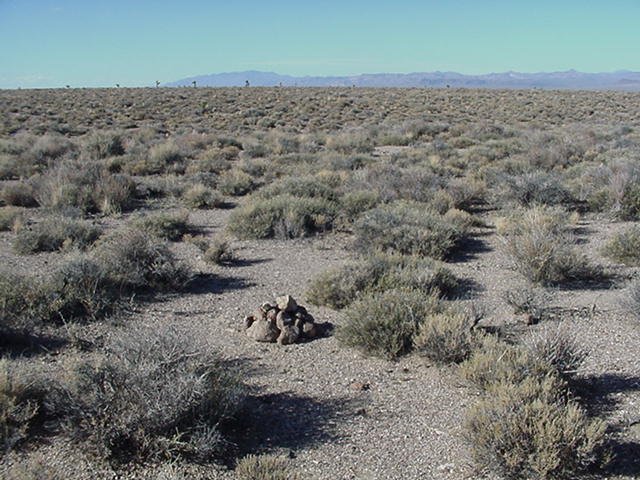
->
[244,295,318,345]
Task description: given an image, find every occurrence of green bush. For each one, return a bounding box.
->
[353,202,467,259]
[337,288,440,359]
[228,194,336,239]
[306,253,458,309]
[466,375,608,479]
[45,327,244,462]
[255,176,338,202]
[13,217,102,254]
[413,307,483,364]
[133,211,191,241]
[602,225,640,266]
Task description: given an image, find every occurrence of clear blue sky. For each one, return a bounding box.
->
[1,0,639,88]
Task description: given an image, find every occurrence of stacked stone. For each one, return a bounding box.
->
[244,295,318,345]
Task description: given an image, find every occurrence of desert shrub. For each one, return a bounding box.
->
[34,161,136,215]
[446,177,486,210]
[228,194,336,239]
[45,255,119,322]
[623,279,640,320]
[494,171,573,207]
[203,236,234,265]
[82,131,125,159]
[13,217,102,254]
[149,141,184,167]
[182,183,224,209]
[350,165,442,203]
[236,454,298,480]
[413,307,483,364]
[133,211,191,241]
[0,359,40,453]
[218,169,255,196]
[353,202,467,259]
[602,225,640,266]
[0,272,44,330]
[256,176,338,202]
[339,190,380,222]
[499,206,599,285]
[1,183,38,208]
[45,327,244,462]
[466,375,607,479]
[503,287,550,322]
[306,253,458,309]
[460,331,585,391]
[0,207,23,232]
[93,228,190,291]
[325,130,374,154]
[337,288,440,359]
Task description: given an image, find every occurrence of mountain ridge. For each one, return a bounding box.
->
[166,70,640,90]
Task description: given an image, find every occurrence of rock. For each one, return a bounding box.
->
[276,311,294,330]
[244,315,255,329]
[246,319,279,342]
[276,295,298,313]
[254,308,267,321]
[302,321,318,338]
[350,381,370,391]
[260,302,274,312]
[266,308,278,323]
[277,325,300,345]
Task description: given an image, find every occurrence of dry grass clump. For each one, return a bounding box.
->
[203,236,234,265]
[133,211,191,241]
[1,182,38,208]
[0,207,23,232]
[45,327,244,463]
[602,225,640,266]
[460,329,586,390]
[228,194,336,240]
[0,359,40,453]
[498,205,599,285]
[306,252,458,309]
[181,183,224,209]
[93,228,191,291]
[622,278,640,320]
[218,169,255,196]
[353,201,468,259]
[13,216,102,254]
[493,171,573,207]
[82,130,125,159]
[236,454,298,480]
[34,161,136,215]
[337,288,440,359]
[413,307,483,364]
[466,375,608,480]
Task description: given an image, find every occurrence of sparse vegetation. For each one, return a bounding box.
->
[602,225,640,266]
[236,454,298,480]
[13,216,102,254]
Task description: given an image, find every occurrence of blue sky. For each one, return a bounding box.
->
[1,0,639,88]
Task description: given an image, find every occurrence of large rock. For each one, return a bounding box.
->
[246,319,279,342]
[277,325,300,345]
[275,295,298,313]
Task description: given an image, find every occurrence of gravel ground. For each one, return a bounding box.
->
[2,206,640,479]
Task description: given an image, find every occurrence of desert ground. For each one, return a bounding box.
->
[1,87,639,479]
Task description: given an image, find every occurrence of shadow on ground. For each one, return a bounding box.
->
[0,328,68,358]
[448,232,493,264]
[576,372,640,477]
[184,273,256,295]
[229,391,354,461]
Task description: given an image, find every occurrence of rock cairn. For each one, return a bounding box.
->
[244,295,318,345]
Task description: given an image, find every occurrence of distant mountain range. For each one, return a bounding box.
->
[166,70,640,90]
